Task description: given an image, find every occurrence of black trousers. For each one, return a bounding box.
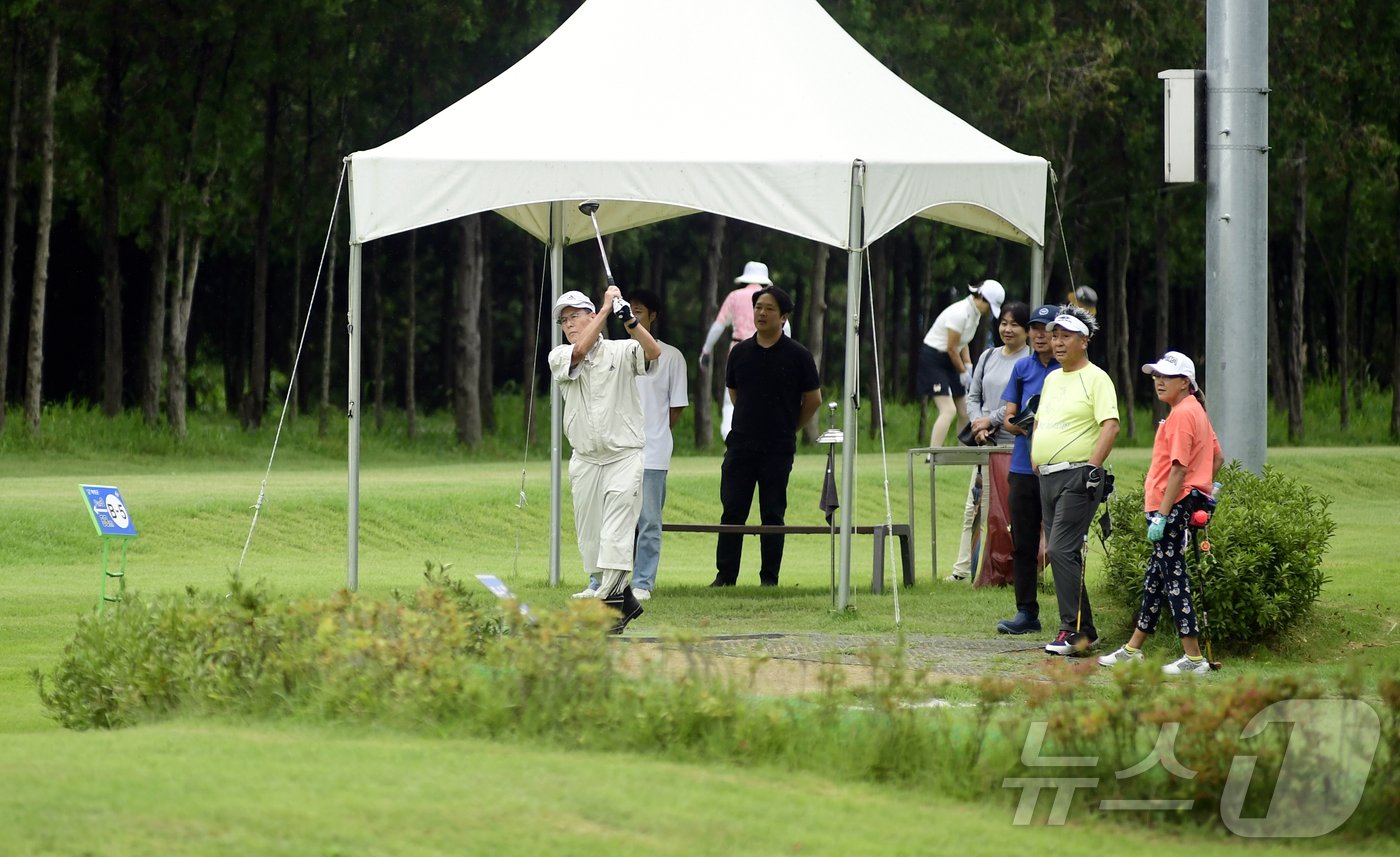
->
[715,447,793,585]
[1007,471,1042,617]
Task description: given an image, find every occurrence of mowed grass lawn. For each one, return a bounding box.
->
[2,444,1399,854]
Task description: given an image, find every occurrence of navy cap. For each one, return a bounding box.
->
[1030,304,1058,327]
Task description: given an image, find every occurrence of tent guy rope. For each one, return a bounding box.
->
[511,239,552,579]
[237,163,346,575]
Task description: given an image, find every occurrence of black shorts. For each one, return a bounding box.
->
[917,344,965,398]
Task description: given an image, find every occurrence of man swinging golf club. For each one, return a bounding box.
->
[549,283,661,633]
[1030,305,1119,656]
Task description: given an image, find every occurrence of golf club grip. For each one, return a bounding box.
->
[606,276,615,286]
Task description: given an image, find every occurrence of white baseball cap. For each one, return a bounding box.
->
[1047,313,1090,336]
[553,290,595,320]
[1142,351,1198,390]
[970,279,1005,318]
[735,261,772,285]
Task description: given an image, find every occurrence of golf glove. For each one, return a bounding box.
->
[699,352,712,370]
[1146,512,1166,542]
[1083,465,1104,497]
[611,297,634,323]
[958,369,972,389]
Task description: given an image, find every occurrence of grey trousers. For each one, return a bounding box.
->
[1038,467,1101,637]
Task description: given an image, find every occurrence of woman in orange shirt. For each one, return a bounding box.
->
[1099,351,1224,676]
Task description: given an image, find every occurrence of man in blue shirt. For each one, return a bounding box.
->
[994,304,1060,635]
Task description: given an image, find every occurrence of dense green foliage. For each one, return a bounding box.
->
[0,1,1397,441]
[1102,464,1335,646]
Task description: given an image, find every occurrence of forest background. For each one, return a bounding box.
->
[1,0,1397,450]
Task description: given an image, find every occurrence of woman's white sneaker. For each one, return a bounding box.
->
[1163,655,1212,676]
[1097,646,1143,667]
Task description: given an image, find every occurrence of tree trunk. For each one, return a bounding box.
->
[694,214,724,448]
[141,198,170,426]
[289,84,313,421]
[802,241,829,441]
[166,137,219,439]
[453,215,483,447]
[24,32,57,433]
[1112,205,1134,439]
[1266,265,1287,415]
[0,33,21,432]
[888,234,908,397]
[99,28,126,417]
[1338,178,1353,430]
[1392,176,1400,439]
[246,83,279,429]
[371,255,384,431]
[479,235,495,432]
[1153,196,1170,422]
[1287,143,1307,442]
[167,225,202,439]
[405,231,418,439]
[318,224,338,438]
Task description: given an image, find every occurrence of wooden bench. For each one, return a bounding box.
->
[661,522,915,594]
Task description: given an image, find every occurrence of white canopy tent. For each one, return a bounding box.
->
[344,0,1048,608]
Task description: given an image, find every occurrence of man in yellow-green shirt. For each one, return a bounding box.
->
[1030,305,1119,656]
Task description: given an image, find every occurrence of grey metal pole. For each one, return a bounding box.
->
[347,241,362,591]
[1205,0,1269,472]
[1029,243,1045,308]
[837,160,866,610]
[548,201,564,586]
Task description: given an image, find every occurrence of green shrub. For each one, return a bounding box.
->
[33,568,1398,839]
[1102,464,1334,647]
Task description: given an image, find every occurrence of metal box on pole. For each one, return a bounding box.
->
[1158,69,1206,183]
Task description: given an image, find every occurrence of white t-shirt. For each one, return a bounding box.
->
[922,295,981,352]
[636,340,689,470]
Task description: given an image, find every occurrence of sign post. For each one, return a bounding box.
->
[79,484,137,611]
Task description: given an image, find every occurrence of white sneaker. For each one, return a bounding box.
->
[1163,655,1212,676]
[1098,646,1144,668]
[943,572,969,582]
[571,587,600,599]
[633,588,652,601]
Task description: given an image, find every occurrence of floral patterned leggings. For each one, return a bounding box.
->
[1135,503,1200,638]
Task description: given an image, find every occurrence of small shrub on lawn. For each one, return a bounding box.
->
[1102,463,1334,647]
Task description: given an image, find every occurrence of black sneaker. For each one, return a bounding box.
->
[1045,631,1097,656]
[996,612,1041,635]
[709,577,735,587]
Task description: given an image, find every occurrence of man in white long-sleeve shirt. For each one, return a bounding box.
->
[547,286,661,633]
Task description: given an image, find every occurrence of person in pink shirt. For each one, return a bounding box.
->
[699,261,789,438]
[1099,351,1225,676]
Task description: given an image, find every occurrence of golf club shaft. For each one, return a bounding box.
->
[586,213,615,286]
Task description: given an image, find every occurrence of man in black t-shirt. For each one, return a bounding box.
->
[712,286,822,586]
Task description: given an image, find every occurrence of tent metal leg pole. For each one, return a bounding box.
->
[549,202,565,587]
[1030,242,1044,308]
[837,160,866,611]
[347,241,362,592]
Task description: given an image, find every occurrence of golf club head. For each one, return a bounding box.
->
[577,199,601,217]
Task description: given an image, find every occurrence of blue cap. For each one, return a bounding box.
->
[1030,304,1058,327]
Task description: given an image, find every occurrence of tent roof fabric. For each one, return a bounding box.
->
[347,0,1047,249]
